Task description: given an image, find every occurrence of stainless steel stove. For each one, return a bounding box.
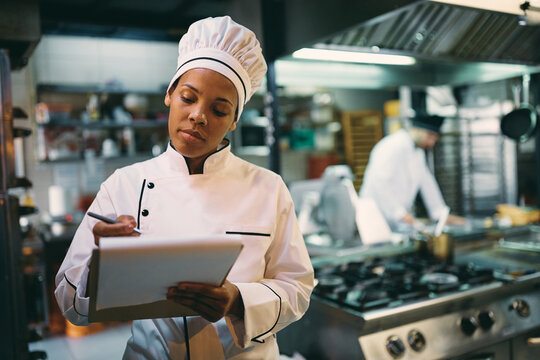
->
[278,243,540,360]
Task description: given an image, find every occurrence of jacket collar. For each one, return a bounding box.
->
[164,139,232,175]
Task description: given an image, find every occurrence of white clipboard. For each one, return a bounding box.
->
[88,235,243,322]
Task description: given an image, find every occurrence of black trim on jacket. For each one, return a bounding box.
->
[251,283,281,343]
[170,139,231,175]
[226,231,271,237]
[64,274,87,317]
[137,179,147,227]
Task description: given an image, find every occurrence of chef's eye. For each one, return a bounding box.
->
[179,89,196,103]
[213,105,230,117]
[181,96,195,104]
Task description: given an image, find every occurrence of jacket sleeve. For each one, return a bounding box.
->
[361,146,408,224]
[54,179,118,326]
[419,160,447,220]
[226,180,314,348]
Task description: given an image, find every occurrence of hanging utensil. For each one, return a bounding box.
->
[501,74,538,143]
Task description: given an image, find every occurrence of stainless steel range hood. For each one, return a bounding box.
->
[280,0,540,87]
[317,0,540,65]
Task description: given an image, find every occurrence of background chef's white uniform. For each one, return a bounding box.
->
[359,129,447,229]
[55,141,314,359]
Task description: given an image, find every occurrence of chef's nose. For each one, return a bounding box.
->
[189,107,207,126]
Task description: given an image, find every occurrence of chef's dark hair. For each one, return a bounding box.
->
[412,114,445,133]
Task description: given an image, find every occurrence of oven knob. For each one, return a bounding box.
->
[512,299,530,317]
[478,311,495,330]
[386,335,406,358]
[407,329,426,352]
[460,316,478,336]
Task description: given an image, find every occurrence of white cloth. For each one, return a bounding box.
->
[55,142,314,359]
[359,129,447,228]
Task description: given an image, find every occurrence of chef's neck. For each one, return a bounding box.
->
[185,157,205,174]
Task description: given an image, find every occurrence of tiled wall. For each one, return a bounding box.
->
[33,35,178,91]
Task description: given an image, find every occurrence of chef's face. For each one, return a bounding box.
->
[413,128,439,149]
[165,68,238,161]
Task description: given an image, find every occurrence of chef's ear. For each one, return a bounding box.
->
[164,80,179,107]
[164,93,171,107]
[229,107,239,131]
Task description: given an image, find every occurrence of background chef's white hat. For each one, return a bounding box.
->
[166,16,267,120]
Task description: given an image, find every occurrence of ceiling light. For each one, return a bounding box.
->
[292,48,416,66]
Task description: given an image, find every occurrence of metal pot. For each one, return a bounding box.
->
[500,103,537,143]
[415,232,454,262]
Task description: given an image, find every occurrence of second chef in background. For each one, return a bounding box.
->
[360,114,466,231]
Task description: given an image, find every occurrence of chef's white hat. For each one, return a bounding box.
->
[166,16,267,120]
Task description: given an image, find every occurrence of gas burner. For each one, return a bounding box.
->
[420,272,460,292]
[312,255,502,312]
[315,275,345,293]
[420,272,459,285]
[383,262,408,277]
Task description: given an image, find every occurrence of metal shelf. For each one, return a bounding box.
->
[37,119,167,129]
[37,83,166,95]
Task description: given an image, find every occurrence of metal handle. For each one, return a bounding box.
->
[459,353,495,360]
[527,337,540,346]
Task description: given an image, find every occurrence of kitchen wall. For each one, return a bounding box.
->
[14,34,523,221]
[11,35,178,220]
[12,35,397,220]
[32,35,177,92]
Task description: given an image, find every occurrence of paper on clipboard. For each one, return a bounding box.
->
[88,235,243,320]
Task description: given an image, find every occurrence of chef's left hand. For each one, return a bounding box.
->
[447,214,467,226]
[166,280,244,323]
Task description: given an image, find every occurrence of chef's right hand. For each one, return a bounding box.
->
[92,215,139,245]
[401,213,415,226]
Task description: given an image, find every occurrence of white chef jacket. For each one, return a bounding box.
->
[359,129,447,228]
[55,141,314,360]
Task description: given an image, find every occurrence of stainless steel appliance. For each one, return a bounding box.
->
[278,236,540,360]
[0,49,29,360]
[0,50,43,359]
[433,103,517,218]
[231,115,270,156]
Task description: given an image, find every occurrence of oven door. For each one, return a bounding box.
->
[512,328,540,360]
[448,341,509,360]
[448,327,540,360]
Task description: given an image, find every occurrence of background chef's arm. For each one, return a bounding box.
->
[54,180,117,326]
[226,182,314,348]
[418,161,447,220]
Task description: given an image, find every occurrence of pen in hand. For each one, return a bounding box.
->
[87,211,143,234]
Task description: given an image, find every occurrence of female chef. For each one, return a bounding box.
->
[55,16,314,359]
